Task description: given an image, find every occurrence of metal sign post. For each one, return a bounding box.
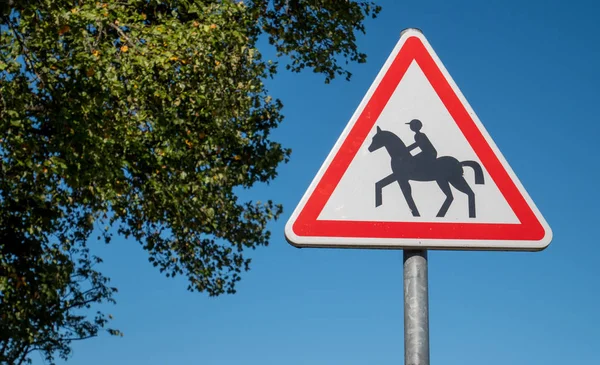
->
[401,30,430,364]
[404,250,429,365]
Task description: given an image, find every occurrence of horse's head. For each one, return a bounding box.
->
[368,126,386,152]
[368,126,409,159]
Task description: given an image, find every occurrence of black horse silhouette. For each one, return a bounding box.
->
[368,126,484,218]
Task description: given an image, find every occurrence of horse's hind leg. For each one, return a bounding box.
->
[449,176,476,218]
[436,179,454,217]
[398,180,420,217]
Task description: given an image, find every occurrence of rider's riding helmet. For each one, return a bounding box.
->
[406,119,423,131]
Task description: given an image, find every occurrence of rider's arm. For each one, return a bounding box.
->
[408,133,424,151]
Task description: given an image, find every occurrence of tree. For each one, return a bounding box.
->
[0,0,381,363]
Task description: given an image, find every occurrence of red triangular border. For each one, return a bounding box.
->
[292,35,545,241]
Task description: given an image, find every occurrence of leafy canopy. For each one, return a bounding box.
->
[0,1,381,364]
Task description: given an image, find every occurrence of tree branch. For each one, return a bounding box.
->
[16,344,31,365]
[25,105,45,112]
[109,23,136,48]
[1,338,10,358]
[60,292,106,312]
[0,85,7,117]
[3,15,46,89]
[61,334,97,342]
[93,22,104,47]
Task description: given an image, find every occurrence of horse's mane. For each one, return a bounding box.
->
[381,130,407,148]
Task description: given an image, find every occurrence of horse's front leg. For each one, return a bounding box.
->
[375,173,397,207]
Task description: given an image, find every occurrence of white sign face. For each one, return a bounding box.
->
[285,29,552,251]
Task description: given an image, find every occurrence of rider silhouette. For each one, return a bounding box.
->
[406,119,437,166]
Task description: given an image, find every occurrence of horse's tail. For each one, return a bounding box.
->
[461,160,485,184]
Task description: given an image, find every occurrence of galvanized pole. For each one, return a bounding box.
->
[399,27,430,365]
[404,250,430,365]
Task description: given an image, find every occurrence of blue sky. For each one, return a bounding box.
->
[33,0,599,364]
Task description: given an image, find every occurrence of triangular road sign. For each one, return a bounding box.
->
[285,29,552,251]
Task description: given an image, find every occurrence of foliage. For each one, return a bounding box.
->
[0,0,380,363]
